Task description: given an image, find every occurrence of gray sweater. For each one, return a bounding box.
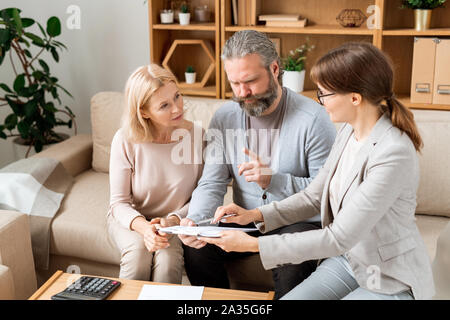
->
[187,89,337,223]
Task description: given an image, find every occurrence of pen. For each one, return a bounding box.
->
[196,214,236,225]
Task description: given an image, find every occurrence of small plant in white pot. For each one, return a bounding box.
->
[282,42,315,93]
[185,66,196,84]
[179,4,190,25]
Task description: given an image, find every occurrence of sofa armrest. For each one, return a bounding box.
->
[31,134,93,177]
[0,210,37,299]
[0,265,15,300]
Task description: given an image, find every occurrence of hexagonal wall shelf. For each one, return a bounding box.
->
[162,39,215,89]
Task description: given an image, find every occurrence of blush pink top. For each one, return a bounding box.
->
[108,123,204,230]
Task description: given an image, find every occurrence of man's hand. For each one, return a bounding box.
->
[238,148,272,189]
[212,203,263,225]
[178,218,207,249]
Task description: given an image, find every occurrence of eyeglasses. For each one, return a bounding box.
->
[316,90,336,106]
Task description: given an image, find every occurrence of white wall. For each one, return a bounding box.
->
[0,0,149,167]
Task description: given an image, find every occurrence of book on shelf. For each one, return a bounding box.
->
[258,14,302,22]
[265,19,307,28]
[231,0,238,25]
[238,0,246,26]
[237,0,261,26]
[250,0,261,26]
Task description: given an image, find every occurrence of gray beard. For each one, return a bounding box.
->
[232,75,279,117]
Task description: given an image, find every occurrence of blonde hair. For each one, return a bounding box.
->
[122,64,177,143]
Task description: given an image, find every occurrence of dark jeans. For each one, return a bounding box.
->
[183,221,321,300]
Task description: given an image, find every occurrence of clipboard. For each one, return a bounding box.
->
[157,226,258,238]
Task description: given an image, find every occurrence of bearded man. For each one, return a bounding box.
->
[179,30,336,299]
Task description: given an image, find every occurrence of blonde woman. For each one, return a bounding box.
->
[107,64,204,282]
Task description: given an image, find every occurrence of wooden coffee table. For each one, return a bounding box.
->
[29,271,275,300]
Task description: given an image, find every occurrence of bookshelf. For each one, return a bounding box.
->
[148,0,450,110]
[148,0,221,98]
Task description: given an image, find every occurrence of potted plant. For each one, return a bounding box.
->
[282,42,315,93]
[0,8,75,158]
[178,4,190,25]
[402,0,447,31]
[185,65,196,84]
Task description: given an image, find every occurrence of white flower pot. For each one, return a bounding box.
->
[179,13,191,25]
[160,11,174,24]
[185,72,196,84]
[282,70,306,93]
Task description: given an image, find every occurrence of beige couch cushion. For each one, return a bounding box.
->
[432,221,450,299]
[416,214,449,260]
[90,92,229,173]
[90,92,124,173]
[50,170,120,265]
[183,96,228,130]
[412,110,450,217]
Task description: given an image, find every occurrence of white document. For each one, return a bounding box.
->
[137,284,204,300]
[158,226,258,238]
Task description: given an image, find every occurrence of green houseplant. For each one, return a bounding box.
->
[402,0,447,30]
[0,7,75,157]
[281,42,315,93]
[402,0,446,9]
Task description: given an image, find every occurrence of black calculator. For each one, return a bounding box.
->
[51,276,121,300]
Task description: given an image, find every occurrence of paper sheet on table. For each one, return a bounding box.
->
[137,284,204,300]
[158,226,258,238]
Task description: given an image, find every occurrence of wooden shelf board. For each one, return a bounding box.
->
[225,24,374,35]
[181,86,217,97]
[397,94,450,111]
[383,28,450,36]
[153,23,216,31]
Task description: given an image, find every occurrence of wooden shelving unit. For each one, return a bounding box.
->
[148,0,221,98]
[148,0,450,110]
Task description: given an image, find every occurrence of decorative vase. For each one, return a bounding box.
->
[160,10,174,24]
[185,72,196,84]
[179,12,191,25]
[282,70,306,93]
[414,9,432,31]
[195,6,210,22]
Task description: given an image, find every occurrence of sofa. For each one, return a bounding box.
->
[1,92,449,299]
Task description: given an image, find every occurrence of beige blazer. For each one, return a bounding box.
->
[257,113,435,300]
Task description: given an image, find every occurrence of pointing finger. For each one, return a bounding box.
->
[243,147,260,162]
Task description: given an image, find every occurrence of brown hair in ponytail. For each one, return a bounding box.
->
[310,42,423,152]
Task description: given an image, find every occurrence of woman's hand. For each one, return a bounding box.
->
[198,231,259,253]
[212,203,263,225]
[177,218,207,249]
[142,223,170,252]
